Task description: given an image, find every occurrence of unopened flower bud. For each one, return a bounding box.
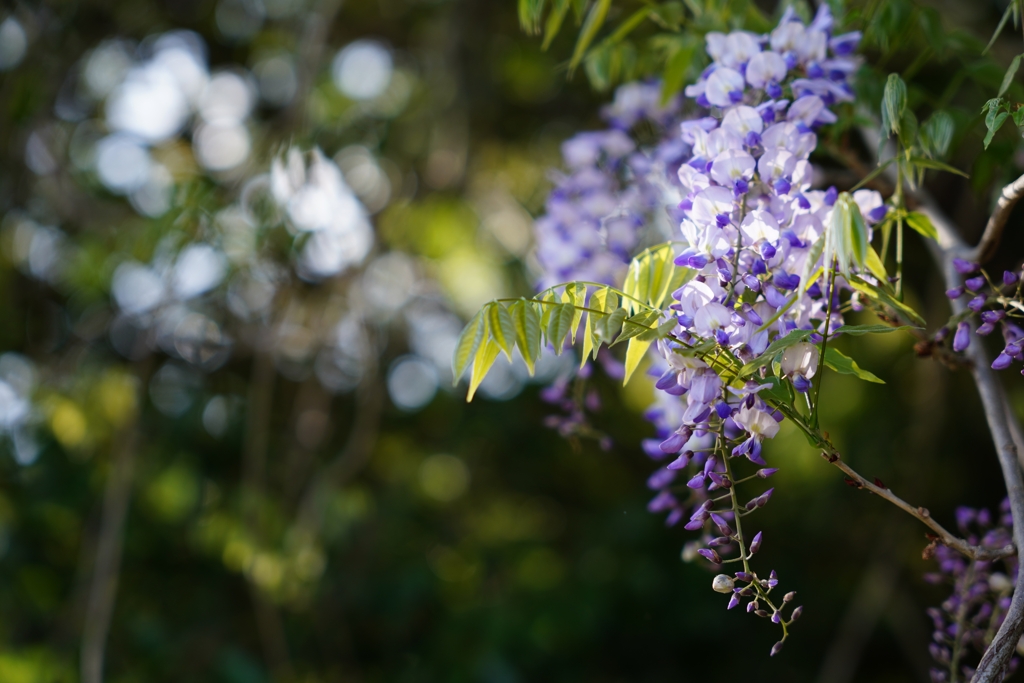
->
[727,593,740,610]
[757,468,779,479]
[771,611,781,623]
[770,641,784,657]
[755,609,769,618]
[780,342,818,379]
[697,548,722,564]
[990,572,1013,592]
[783,591,796,602]
[734,571,753,582]
[965,276,986,291]
[712,574,735,593]
[747,599,759,613]
[953,322,971,352]
[749,531,763,554]
[953,258,978,274]
[791,605,803,621]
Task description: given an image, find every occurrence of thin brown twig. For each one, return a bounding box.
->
[816,440,1014,561]
[964,172,1024,264]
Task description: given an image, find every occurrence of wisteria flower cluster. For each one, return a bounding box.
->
[943,258,1024,372]
[582,5,877,652]
[457,4,974,657]
[925,501,1019,682]
[533,81,685,288]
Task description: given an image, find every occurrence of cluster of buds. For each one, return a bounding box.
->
[925,501,1018,682]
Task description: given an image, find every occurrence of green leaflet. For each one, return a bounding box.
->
[569,0,611,72]
[542,0,571,49]
[622,243,688,313]
[999,53,1024,97]
[546,302,576,354]
[832,324,919,336]
[488,302,516,361]
[623,337,652,386]
[848,276,927,327]
[467,338,502,401]
[562,282,587,342]
[452,309,486,383]
[908,156,969,178]
[905,211,938,241]
[739,329,815,377]
[582,286,611,367]
[824,347,885,384]
[881,73,907,136]
[865,245,888,281]
[510,299,541,375]
[612,309,661,346]
[518,0,547,34]
[598,307,627,344]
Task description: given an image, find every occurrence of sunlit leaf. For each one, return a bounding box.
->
[824,347,885,384]
[488,302,516,361]
[582,286,610,366]
[848,276,927,327]
[563,282,587,342]
[546,302,576,354]
[467,338,503,401]
[612,309,660,345]
[510,299,541,375]
[623,336,652,385]
[865,245,888,281]
[452,309,485,383]
[905,211,938,240]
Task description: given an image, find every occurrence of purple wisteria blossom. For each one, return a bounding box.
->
[925,501,1018,682]
[532,4,880,649]
[943,260,1024,373]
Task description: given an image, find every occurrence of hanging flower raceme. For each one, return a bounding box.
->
[457,4,890,654]
[550,5,881,651]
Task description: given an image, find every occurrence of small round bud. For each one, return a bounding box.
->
[783,591,796,603]
[771,611,781,624]
[755,609,769,618]
[712,574,735,594]
[989,572,1012,592]
[770,641,784,657]
[791,605,803,622]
